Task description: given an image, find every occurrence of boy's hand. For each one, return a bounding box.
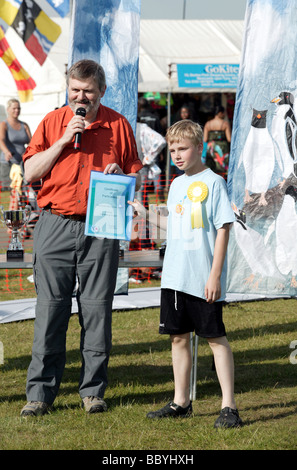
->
[128,199,147,219]
[204,274,221,304]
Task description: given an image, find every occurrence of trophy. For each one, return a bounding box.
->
[119,240,129,259]
[0,205,31,261]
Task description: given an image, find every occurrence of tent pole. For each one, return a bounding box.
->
[166,90,171,189]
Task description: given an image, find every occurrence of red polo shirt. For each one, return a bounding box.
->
[23,104,143,216]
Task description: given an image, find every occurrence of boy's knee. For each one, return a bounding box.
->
[170,333,190,346]
[207,335,229,349]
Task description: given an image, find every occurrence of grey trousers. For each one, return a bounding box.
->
[26,210,119,405]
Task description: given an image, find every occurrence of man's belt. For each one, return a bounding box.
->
[44,207,86,222]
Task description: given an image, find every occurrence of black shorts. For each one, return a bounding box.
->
[159,288,226,338]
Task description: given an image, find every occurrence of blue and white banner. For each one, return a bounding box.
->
[46,0,69,18]
[227,0,297,297]
[68,0,141,134]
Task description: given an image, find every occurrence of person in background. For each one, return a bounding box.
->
[135,119,166,209]
[171,105,196,177]
[138,97,163,134]
[20,59,142,417]
[203,105,231,178]
[129,119,166,283]
[177,104,194,122]
[138,97,166,200]
[0,99,31,207]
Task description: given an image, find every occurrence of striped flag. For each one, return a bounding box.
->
[227,0,297,298]
[68,0,141,133]
[11,0,61,65]
[0,25,36,101]
[0,0,20,26]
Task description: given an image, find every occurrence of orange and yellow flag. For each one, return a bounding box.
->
[0,26,36,102]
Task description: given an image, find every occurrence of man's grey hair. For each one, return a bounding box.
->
[66,60,106,92]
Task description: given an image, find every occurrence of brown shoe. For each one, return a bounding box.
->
[82,396,107,414]
[20,401,50,417]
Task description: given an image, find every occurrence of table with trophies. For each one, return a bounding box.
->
[0,205,164,270]
[0,250,164,270]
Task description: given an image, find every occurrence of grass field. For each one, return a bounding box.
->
[0,297,297,451]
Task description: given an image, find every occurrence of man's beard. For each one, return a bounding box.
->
[69,98,100,116]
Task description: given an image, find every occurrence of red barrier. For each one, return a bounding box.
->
[0,176,168,293]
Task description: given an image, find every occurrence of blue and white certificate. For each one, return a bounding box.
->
[85,171,136,241]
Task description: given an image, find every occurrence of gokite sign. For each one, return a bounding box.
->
[177,63,239,88]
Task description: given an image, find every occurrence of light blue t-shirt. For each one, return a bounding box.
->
[161,168,234,301]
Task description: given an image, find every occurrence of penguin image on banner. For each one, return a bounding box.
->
[230,203,285,290]
[238,109,275,207]
[271,91,297,184]
[275,185,297,287]
[227,0,297,299]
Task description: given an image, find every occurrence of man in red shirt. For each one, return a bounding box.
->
[20,60,142,417]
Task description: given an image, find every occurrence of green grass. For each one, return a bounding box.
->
[0,298,297,450]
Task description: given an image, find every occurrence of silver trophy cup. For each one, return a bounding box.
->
[0,205,31,261]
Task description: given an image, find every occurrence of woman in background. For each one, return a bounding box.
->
[203,105,231,178]
[0,98,31,210]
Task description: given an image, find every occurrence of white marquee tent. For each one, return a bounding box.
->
[138,19,243,93]
[0,6,244,133]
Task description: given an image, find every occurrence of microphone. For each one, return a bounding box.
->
[74,107,86,150]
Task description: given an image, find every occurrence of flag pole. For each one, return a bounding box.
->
[166,63,173,189]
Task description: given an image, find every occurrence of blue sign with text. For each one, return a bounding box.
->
[177,64,239,88]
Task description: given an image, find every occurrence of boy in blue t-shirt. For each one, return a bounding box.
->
[129,119,242,428]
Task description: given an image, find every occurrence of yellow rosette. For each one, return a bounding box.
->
[187,181,208,229]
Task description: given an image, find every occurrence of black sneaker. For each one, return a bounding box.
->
[214,407,243,429]
[146,401,192,419]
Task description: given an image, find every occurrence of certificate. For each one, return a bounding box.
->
[85,171,136,241]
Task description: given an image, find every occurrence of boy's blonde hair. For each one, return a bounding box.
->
[166,119,203,146]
